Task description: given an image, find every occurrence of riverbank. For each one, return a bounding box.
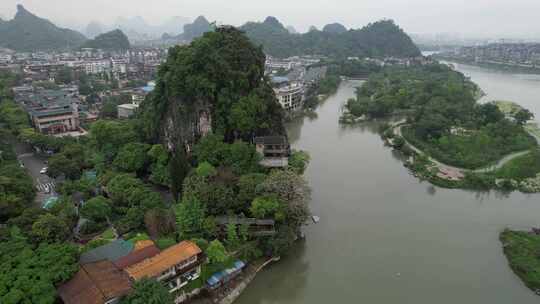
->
[435,55,540,74]
[380,119,540,192]
[500,229,540,295]
[188,257,278,304]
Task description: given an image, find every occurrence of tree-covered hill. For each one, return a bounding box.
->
[80,29,131,51]
[0,5,87,51]
[322,23,347,34]
[179,16,214,41]
[140,26,286,152]
[240,17,420,58]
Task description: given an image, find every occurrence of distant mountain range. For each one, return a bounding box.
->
[86,15,191,41]
[0,5,420,59]
[240,17,420,58]
[0,5,87,52]
[81,29,131,51]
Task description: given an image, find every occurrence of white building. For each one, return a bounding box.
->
[111,58,128,74]
[82,59,111,74]
[274,81,305,112]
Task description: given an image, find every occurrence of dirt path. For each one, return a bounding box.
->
[391,120,538,174]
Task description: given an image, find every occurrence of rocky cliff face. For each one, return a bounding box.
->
[140,26,286,156]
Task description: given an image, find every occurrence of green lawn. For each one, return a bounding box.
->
[500,230,540,293]
[493,100,523,115]
[496,150,540,180]
[402,126,537,169]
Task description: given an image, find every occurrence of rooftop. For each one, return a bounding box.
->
[254,135,288,145]
[58,260,132,304]
[80,239,134,264]
[125,241,201,280]
[114,243,161,270]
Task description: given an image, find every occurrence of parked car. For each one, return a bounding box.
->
[40,167,48,174]
[19,161,24,168]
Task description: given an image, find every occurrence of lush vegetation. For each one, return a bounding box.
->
[241,17,420,59]
[81,29,131,51]
[0,5,87,51]
[0,71,36,223]
[346,63,537,169]
[0,26,312,303]
[500,230,540,293]
[0,228,80,304]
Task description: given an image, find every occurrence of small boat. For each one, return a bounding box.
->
[311,215,320,223]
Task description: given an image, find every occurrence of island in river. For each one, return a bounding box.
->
[341,62,540,193]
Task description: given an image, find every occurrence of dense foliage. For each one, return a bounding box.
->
[346,63,537,168]
[500,230,540,293]
[0,5,87,51]
[241,17,420,58]
[80,29,131,51]
[121,278,173,304]
[141,26,285,145]
[0,228,79,304]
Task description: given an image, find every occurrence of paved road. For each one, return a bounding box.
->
[16,143,56,205]
[392,120,539,174]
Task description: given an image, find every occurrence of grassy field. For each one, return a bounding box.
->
[496,150,540,180]
[500,230,540,293]
[493,100,524,115]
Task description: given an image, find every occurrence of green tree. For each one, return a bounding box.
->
[80,196,112,222]
[259,170,311,228]
[113,143,151,172]
[237,173,266,209]
[514,108,534,125]
[250,196,281,219]
[195,161,217,178]
[174,197,206,239]
[121,278,173,304]
[47,154,81,179]
[31,213,70,243]
[0,232,79,304]
[226,223,240,250]
[288,150,310,174]
[148,145,170,186]
[206,239,228,265]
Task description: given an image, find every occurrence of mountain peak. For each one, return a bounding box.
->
[263,16,283,28]
[322,23,347,34]
[15,4,34,18]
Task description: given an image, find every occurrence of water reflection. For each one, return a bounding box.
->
[239,241,310,304]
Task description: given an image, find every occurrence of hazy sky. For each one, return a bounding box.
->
[1,0,540,38]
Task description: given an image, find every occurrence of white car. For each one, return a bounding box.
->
[40,167,48,174]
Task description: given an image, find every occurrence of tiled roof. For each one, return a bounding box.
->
[125,241,201,280]
[114,244,161,270]
[80,239,134,264]
[58,260,132,304]
[134,240,156,251]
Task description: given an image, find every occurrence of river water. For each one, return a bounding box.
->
[236,63,540,303]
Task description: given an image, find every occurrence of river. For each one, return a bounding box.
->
[235,63,540,303]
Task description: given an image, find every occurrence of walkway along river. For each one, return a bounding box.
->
[235,63,540,304]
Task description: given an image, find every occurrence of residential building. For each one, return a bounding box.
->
[254,136,290,168]
[80,239,134,265]
[114,243,161,270]
[117,103,139,119]
[124,241,204,294]
[273,80,305,112]
[83,59,111,74]
[58,260,132,304]
[16,89,81,135]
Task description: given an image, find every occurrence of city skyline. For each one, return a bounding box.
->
[1,0,540,38]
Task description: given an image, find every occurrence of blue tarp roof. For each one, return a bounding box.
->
[271,76,289,84]
[42,196,59,209]
[206,260,246,286]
